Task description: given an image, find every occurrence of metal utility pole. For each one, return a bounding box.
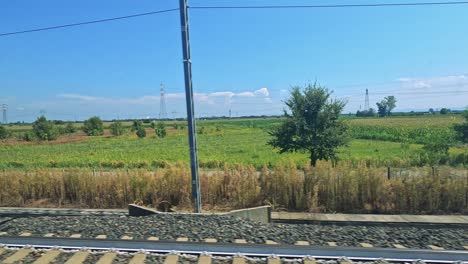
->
[364,89,370,110]
[159,83,168,120]
[179,0,201,213]
[1,104,7,124]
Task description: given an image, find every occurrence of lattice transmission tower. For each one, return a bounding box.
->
[159,83,168,119]
[1,104,7,124]
[364,89,370,110]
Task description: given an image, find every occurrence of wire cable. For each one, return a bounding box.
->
[0,8,179,37]
[190,1,468,9]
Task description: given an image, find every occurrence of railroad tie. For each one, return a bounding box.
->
[2,248,32,263]
[327,242,337,247]
[428,245,444,250]
[339,259,353,264]
[198,255,212,264]
[234,239,247,244]
[20,232,32,236]
[360,243,373,248]
[393,244,406,249]
[96,252,117,264]
[267,257,281,264]
[70,234,82,238]
[147,236,159,241]
[43,233,55,237]
[129,253,146,264]
[232,257,246,264]
[32,250,61,264]
[176,237,189,242]
[464,246,468,250]
[0,232,7,236]
[164,254,179,264]
[294,241,310,246]
[204,238,217,243]
[121,235,133,240]
[0,247,5,256]
[64,251,89,264]
[95,234,107,239]
[265,240,278,245]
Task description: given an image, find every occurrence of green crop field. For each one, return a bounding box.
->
[0,114,466,169]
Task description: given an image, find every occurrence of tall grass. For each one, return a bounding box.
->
[0,162,466,214]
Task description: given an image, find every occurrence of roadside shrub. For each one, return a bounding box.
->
[83,116,104,136]
[136,127,146,138]
[109,121,125,136]
[33,116,59,141]
[454,110,468,143]
[155,123,166,138]
[0,126,9,139]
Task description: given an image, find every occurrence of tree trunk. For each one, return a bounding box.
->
[310,151,318,167]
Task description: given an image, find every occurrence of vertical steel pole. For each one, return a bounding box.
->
[179,0,201,213]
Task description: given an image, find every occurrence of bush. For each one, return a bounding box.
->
[21,131,36,141]
[0,126,9,139]
[155,123,167,138]
[454,110,468,143]
[33,116,59,141]
[136,127,146,138]
[109,121,125,136]
[83,116,104,136]
[131,120,143,132]
[63,123,77,134]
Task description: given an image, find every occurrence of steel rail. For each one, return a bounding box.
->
[0,236,467,262]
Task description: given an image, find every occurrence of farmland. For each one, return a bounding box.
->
[0,115,466,169]
[0,114,467,213]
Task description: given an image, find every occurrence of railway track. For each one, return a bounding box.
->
[0,209,467,263]
[0,236,467,263]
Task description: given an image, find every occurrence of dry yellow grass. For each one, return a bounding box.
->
[0,162,466,214]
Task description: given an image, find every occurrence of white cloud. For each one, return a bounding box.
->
[58,94,98,101]
[255,88,270,97]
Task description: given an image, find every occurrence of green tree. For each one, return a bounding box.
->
[33,116,59,141]
[440,108,450,115]
[155,123,167,138]
[110,121,125,136]
[83,116,104,136]
[136,127,146,138]
[376,96,397,117]
[0,126,9,139]
[454,110,468,143]
[376,101,388,117]
[131,120,143,131]
[268,83,349,166]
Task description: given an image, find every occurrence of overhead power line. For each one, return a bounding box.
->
[0,8,179,37]
[190,1,468,9]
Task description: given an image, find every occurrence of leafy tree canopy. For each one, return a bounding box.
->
[268,83,349,166]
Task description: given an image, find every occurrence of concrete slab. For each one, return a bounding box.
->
[271,212,468,226]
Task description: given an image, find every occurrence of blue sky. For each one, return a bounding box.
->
[1,0,468,122]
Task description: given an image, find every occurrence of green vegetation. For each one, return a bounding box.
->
[110,121,125,136]
[136,127,146,138]
[33,116,59,141]
[83,116,104,136]
[268,84,349,166]
[155,123,167,138]
[0,114,466,170]
[376,96,397,117]
[454,110,468,143]
[0,126,9,140]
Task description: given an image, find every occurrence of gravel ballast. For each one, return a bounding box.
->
[0,214,467,250]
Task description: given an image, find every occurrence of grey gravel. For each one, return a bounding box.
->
[1,214,467,250]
